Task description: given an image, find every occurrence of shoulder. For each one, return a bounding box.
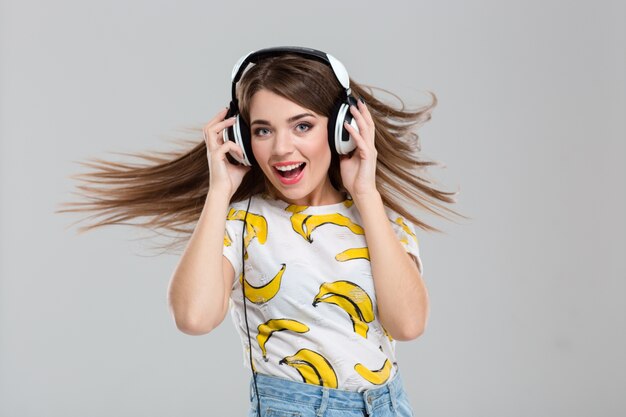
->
[382,205,419,236]
[382,204,407,223]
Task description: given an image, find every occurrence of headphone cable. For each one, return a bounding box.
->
[240,195,260,416]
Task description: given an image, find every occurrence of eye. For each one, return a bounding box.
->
[253,127,271,137]
[295,122,312,133]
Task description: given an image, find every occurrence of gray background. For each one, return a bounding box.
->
[1,0,624,416]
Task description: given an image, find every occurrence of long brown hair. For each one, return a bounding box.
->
[56,53,467,254]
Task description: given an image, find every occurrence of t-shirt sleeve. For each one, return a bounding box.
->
[388,213,424,274]
[222,208,243,287]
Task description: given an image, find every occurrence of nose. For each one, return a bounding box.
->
[272,128,295,156]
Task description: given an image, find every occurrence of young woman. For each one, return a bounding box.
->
[58,46,464,416]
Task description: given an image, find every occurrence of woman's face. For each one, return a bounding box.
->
[249,89,342,206]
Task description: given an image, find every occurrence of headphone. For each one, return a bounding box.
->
[223,46,360,166]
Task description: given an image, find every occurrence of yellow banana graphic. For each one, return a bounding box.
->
[227,208,268,249]
[257,319,310,361]
[303,213,364,243]
[335,247,370,262]
[285,205,309,242]
[279,349,338,388]
[313,294,370,337]
[354,358,392,385]
[239,263,286,303]
[394,217,418,245]
[286,205,364,243]
[313,280,374,338]
[285,204,308,214]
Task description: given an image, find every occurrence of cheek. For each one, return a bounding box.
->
[251,141,268,163]
[251,142,272,175]
[313,141,332,169]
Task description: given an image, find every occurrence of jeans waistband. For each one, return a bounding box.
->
[249,367,405,414]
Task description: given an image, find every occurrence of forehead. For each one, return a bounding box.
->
[248,89,319,119]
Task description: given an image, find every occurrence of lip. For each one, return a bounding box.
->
[273,163,305,185]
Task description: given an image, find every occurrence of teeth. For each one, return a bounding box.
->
[275,163,304,172]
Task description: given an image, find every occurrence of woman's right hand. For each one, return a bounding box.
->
[203,107,251,198]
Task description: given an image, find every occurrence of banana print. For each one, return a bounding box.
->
[227,209,268,259]
[354,358,392,385]
[394,217,418,245]
[313,280,374,338]
[335,247,370,262]
[315,294,371,337]
[239,263,286,304]
[279,348,338,388]
[286,205,364,243]
[285,204,308,214]
[257,319,310,361]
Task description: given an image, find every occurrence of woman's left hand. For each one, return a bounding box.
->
[339,99,379,199]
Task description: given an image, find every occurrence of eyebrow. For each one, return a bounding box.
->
[250,113,316,127]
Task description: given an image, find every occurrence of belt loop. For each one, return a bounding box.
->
[316,387,329,417]
[387,372,398,413]
[363,390,373,416]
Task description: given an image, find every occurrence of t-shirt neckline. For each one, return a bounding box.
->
[258,193,353,214]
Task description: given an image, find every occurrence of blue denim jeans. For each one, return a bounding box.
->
[248,368,415,416]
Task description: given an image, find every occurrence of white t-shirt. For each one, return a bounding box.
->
[222,193,423,392]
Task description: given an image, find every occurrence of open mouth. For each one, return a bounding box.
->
[274,162,306,179]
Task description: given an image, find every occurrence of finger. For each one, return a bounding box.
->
[349,104,363,122]
[355,100,374,128]
[349,104,370,132]
[204,109,230,141]
[346,120,376,157]
[215,139,246,161]
[204,128,220,152]
[344,121,366,151]
[347,110,372,145]
[216,127,225,144]
[204,117,236,150]
[205,116,237,136]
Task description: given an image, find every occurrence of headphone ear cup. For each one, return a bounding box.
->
[224,115,254,166]
[327,100,343,155]
[329,98,358,155]
[238,116,255,166]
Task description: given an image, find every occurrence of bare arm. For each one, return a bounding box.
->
[166,108,249,335]
[167,191,234,335]
[354,191,429,341]
[341,99,429,341]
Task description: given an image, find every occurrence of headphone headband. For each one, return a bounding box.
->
[230,46,351,101]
